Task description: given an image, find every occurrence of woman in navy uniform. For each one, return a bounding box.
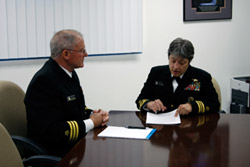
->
[136,38,220,115]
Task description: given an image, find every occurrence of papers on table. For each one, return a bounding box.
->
[146,109,181,125]
[98,126,156,140]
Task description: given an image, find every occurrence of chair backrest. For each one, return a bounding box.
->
[0,80,27,136]
[0,123,23,167]
[212,77,221,110]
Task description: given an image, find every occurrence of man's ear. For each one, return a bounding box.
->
[62,50,70,60]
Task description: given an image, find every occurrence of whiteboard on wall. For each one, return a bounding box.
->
[0,0,143,61]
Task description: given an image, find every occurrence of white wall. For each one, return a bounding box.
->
[0,0,250,113]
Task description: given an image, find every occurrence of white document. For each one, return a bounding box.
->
[146,109,181,125]
[98,126,156,140]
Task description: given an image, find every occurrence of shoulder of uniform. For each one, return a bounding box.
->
[189,66,211,78]
[151,65,169,72]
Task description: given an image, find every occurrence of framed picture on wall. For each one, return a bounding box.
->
[184,0,232,21]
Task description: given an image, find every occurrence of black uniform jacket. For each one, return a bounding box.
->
[24,58,91,152]
[136,65,220,114]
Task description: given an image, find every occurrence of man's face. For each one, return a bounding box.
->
[68,38,88,69]
[169,55,190,77]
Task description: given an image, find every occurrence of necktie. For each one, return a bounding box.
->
[172,76,181,84]
[172,76,181,92]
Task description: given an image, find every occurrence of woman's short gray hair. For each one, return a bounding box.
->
[168,38,194,62]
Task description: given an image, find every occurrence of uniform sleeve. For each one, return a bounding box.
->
[64,108,93,143]
[25,76,87,145]
[65,120,86,143]
[188,74,220,114]
[135,68,156,111]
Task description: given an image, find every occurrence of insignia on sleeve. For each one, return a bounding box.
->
[65,130,69,136]
[67,121,79,142]
[139,99,150,110]
[196,101,205,113]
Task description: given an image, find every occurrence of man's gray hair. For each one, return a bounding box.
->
[50,29,83,58]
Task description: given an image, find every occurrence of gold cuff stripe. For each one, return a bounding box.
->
[67,121,73,142]
[139,99,149,110]
[196,101,200,113]
[201,101,205,113]
[196,101,205,113]
[196,101,202,113]
[67,121,79,142]
[71,121,76,141]
[72,121,79,142]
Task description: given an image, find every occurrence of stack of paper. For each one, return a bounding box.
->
[98,126,156,140]
[146,109,181,125]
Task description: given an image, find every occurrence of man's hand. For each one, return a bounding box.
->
[175,103,192,116]
[90,109,109,127]
[99,109,109,126]
[146,99,166,113]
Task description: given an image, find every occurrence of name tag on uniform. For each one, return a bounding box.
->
[155,81,165,86]
[67,95,76,101]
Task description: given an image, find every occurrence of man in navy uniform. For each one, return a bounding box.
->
[24,29,109,156]
[136,38,220,115]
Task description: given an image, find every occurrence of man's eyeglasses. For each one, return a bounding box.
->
[64,48,86,54]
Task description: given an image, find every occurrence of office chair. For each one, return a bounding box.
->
[0,122,60,167]
[0,80,51,158]
[211,77,225,113]
[0,80,26,136]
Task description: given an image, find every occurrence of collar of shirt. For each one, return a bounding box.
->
[171,73,184,92]
[171,74,184,79]
[59,65,72,78]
